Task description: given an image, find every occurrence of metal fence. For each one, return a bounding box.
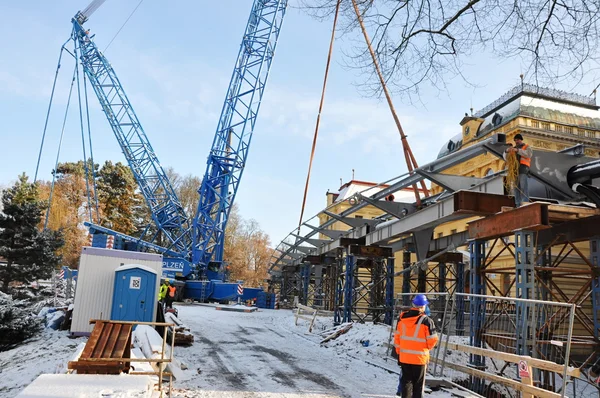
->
[389,292,577,398]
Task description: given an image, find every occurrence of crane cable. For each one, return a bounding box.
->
[297,0,342,231]
[104,0,145,53]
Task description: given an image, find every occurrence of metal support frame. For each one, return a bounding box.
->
[334,253,344,325]
[385,257,395,325]
[402,251,411,306]
[515,231,535,356]
[591,238,600,340]
[456,262,465,336]
[343,253,355,323]
[469,240,486,393]
[301,263,311,306]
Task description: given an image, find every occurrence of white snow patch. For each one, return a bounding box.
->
[15,374,154,397]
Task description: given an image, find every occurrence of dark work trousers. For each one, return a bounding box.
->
[400,363,427,398]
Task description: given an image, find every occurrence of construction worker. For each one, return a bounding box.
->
[504,133,533,207]
[158,279,170,309]
[394,294,439,398]
[165,280,177,309]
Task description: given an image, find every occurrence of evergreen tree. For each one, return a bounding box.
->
[0,174,64,293]
[97,161,143,236]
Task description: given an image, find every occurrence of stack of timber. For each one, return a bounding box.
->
[164,312,194,346]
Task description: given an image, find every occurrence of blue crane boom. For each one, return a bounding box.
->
[192,0,288,271]
[66,0,288,281]
[71,10,191,256]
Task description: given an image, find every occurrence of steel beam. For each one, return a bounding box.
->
[367,191,511,246]
[468,203,550,240]
[323,210,380,229]
[456,262,465,336]
[415,171,485,192]
[537,215,600,246]
[385,257,395,325]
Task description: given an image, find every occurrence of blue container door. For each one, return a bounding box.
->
[111,269,156,322]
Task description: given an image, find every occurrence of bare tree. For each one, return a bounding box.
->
[301,0,600,98]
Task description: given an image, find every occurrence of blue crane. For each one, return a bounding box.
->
[192,1,287,272]
[69,0,288,281]
[71,2,191,257]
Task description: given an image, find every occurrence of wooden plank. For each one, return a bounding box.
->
[102,323,121,358]
[443,342,581,377]
[92,322,113,358]
[431,358,561,398]
[80,321,105,359]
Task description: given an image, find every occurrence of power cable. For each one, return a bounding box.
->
[104,0,145,53]
[297,0,342,232]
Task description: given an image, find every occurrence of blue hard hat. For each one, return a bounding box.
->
[413,294,429,307]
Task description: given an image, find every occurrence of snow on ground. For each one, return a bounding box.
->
[0,329,87,398]
[170,304,460,397]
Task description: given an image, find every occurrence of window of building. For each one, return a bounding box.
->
[565,126,573,134]
[541,122,550,130]
[485,168,494,176]
[450,229,458,234]
[555,125,564,133]
[355,215,363,219]
[531,120,540,128]
[578,129,585,137]
[586,130,596,138]
[437,232,443,239]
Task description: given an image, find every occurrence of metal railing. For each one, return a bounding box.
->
[389,292,577,398]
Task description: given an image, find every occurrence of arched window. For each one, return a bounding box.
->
[485,168,494,177]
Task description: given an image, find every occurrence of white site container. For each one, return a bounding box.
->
[70,247,163,336]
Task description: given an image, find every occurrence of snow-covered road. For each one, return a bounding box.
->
[172,304,399,397]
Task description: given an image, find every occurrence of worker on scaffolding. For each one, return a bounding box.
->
[503,133,533,207]
[394,294,439,398]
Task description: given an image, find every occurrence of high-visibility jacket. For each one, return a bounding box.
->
[158,284,168,301]
[168,286,176,298]
[394,308,439,365]
[518,143,531,167]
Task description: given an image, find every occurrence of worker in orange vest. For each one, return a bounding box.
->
[504,133,533,207]
[165,280,176,309]
[394,294,439,398]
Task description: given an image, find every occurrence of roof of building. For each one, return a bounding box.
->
[437,84,600,159]
[332,180,424,203]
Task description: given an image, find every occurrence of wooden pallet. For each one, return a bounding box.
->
[68,320,133,374]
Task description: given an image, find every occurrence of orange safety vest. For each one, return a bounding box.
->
[394,309,439,365]
[168,286,176,298]
[518,143,531,167]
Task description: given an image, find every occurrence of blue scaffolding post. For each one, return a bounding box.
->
[455,262,465,336]
[515,231,535,356]
[402,251,411,306]
[334,255,344,325]
[301,263,311,306]
[536,243,552,389]
[343,253,356,323]
[384,257,395,325]
[469,240,486,394]
[591,238,600,339]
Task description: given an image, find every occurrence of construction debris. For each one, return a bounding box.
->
[164,312,194,346]
[319,322,353,344]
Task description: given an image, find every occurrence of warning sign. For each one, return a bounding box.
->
[130,276,141,290]
[518,360,531,378]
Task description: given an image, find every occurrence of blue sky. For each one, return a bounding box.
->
[1,1,597,246]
